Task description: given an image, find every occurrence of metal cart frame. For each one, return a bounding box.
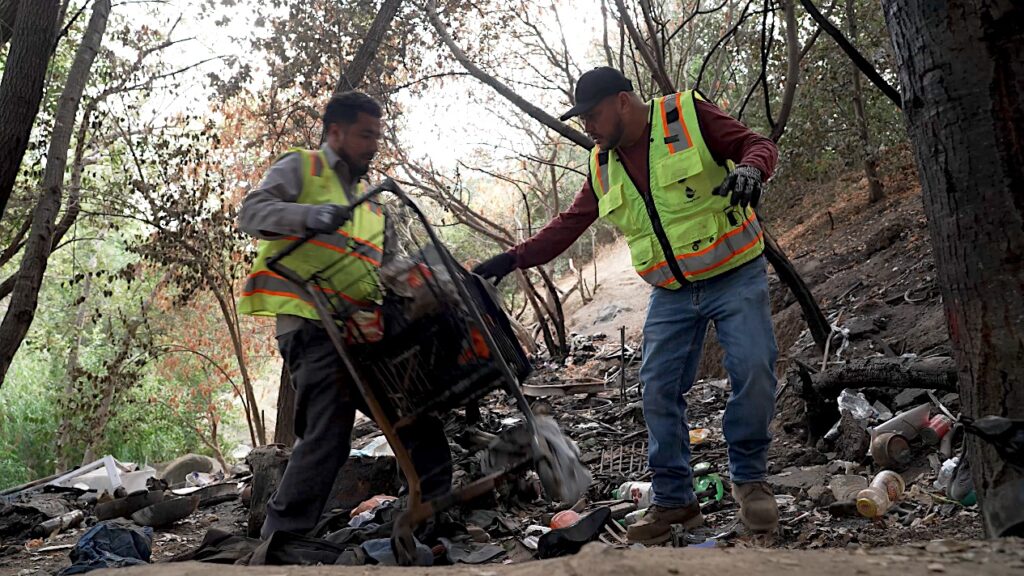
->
[266,178,546,565]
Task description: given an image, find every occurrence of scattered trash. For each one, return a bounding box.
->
[838,389,878,420]
[438,537,505,564]
[361,537,433,566]
[613,481,653,509]
[185,471,222,488]
[948,456,976,505]
[130,495,199,528]
[873,403,932,441]
[95,490,165,521]
[537,507,611,559]
[870,431,912,468]
[689,428,710,445]
[349,436,395,458]
[921,414,954,445]
[350,495,397,518]
[520,525,551,551]
[934,457,959,493]
[47,456,156,495]
[549,510,580,529]
[31,510,84,538]
[622,507,647,527]
[857,470,906,518]
[57,521,152,575]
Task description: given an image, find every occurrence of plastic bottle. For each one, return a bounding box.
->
[934,457,959,492]
[856,470,905,518]
[614,481,653,508]
[623,507,647,527]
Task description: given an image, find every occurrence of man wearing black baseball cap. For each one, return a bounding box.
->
[475,67,781,543]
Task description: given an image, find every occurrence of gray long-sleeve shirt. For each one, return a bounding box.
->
[238,144,367,336]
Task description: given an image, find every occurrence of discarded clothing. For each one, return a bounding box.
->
[361,537,433,566]
[58,521,152,575]
[439,537,505,564]
[486,415,591,504]
[537,507,611,559]
[168,528,259,564]
[247,530,346,565]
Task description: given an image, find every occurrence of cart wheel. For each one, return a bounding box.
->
[391,514,417,566]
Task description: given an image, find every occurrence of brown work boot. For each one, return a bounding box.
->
[732,481,779,533]
[626,503,703,545]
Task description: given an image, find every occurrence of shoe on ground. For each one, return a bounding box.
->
[626,503,703,545]
[732,481,779,532]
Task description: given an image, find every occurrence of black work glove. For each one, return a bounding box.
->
[712,165,763,209]
[473,252,517,284]
[305,203,353,234]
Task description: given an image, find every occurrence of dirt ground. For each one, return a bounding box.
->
[93,540,1024,576]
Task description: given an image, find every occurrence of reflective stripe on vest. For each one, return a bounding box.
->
[238,149,385,320]
[589,90,764,286]
[659,92,692,153]
[638,211,763,285]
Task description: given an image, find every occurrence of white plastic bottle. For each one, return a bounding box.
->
[614,481,654,509]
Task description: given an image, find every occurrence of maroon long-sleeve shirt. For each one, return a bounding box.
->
[510,99,779,269]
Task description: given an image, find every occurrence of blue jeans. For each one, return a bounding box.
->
[640,256,778,508]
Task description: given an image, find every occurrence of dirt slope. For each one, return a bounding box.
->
[559,144,945,380]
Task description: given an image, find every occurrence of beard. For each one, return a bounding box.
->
[602,116,627,149]
[340,150,371,179]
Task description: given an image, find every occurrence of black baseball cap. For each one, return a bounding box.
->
[559,67,634,121]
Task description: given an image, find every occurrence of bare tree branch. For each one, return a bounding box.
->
[613,0,674,95]
[422,0,593,149]
[799,0,902,108]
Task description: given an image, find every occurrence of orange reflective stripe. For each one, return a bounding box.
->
[242,288,310,301]
[282,235,382,267]
[593,151,608,194]
[677,211,756,261]
[660,97,675,155]
[244,270,365,305]
[682,231,764,278]
[638,212,757,278]
[310,153,323,177]
[337,229,383,254]
[307,238,381,266]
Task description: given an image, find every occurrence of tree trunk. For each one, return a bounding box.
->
[769,0,801,142]
[334,0,403,94]
[0,0,18,47]
[211,285,265,446]
[0,0,110,387]
[56,270,91,472]
[0,0,61,223]
[882,0,1024,537]
[846,0,884,203]
[274,364,297,446]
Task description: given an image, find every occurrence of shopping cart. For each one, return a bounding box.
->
[266,178,556,565]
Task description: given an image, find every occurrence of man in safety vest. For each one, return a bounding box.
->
[238,92,452,538]
[475,68,780,542]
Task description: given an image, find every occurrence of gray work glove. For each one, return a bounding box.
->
[305,203,353,234]
[712,165,763,209]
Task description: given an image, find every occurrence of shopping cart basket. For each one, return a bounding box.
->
[266,178,556,564]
